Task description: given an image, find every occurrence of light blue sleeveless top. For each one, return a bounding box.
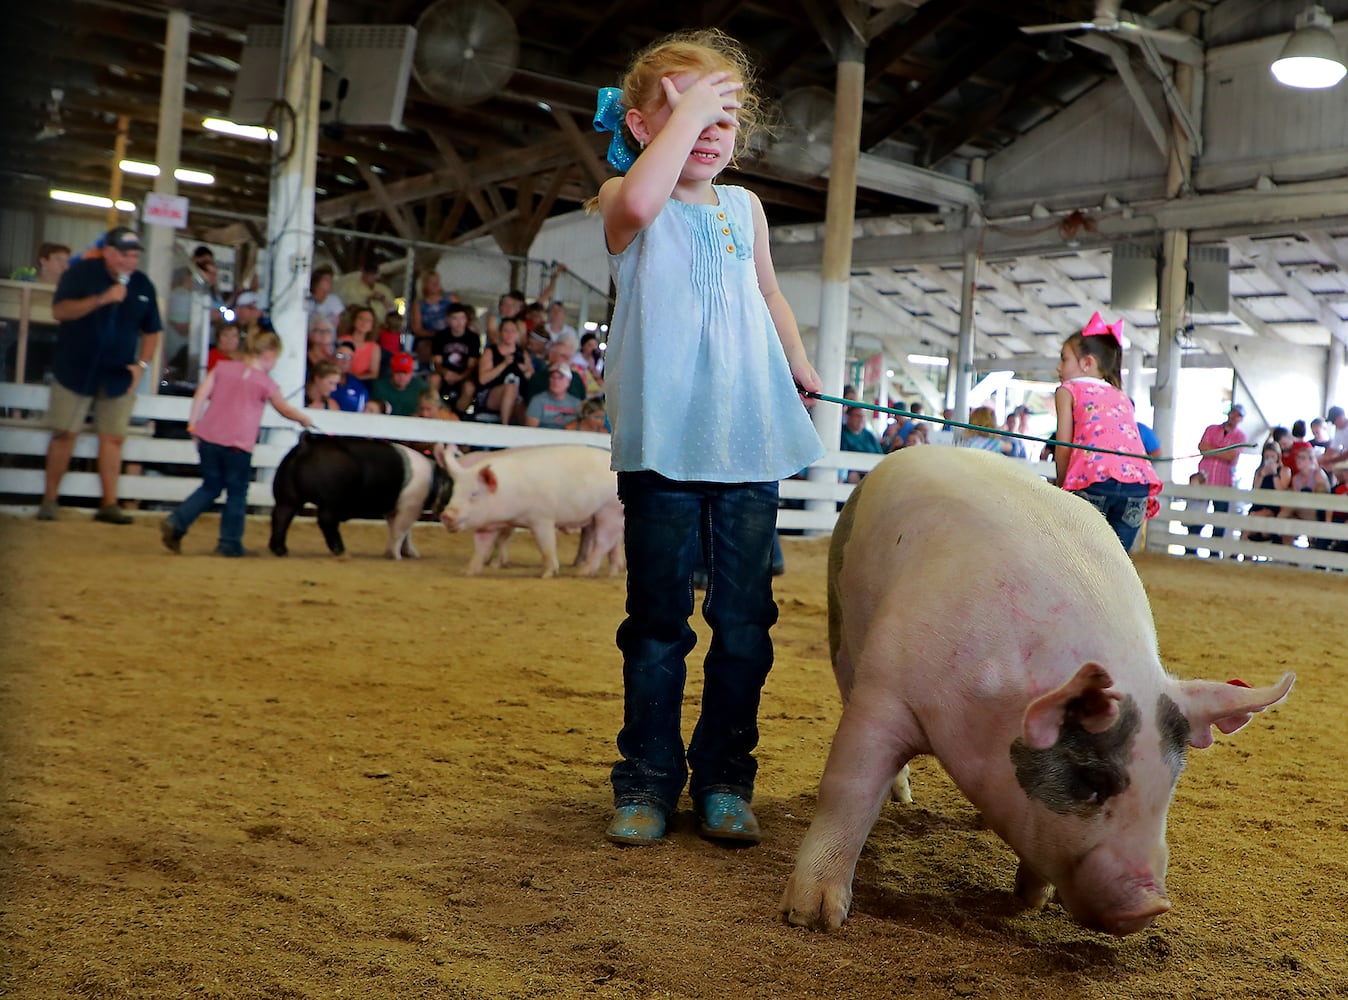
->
[605,185,823,483]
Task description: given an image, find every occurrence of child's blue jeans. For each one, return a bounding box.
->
[1073,479,1150,551]
[167,440,254,555]
[611,471,780,814]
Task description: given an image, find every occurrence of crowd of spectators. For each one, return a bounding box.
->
[293,260,606,434]
[1242,406,1348,551]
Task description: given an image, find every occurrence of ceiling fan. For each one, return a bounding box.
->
[1020,0,1190,45]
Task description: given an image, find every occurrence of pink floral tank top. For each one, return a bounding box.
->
[1061,377,1162,518]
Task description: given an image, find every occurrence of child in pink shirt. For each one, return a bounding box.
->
[161,330,313,556]
[1054,313,1161,550]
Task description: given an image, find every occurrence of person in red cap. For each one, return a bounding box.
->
[38,226,162,524]
[370,351,426,416]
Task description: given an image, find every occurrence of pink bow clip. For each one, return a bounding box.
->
[1082,312,1124,344]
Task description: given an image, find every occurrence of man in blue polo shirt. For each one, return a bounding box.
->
[38,226,162,523]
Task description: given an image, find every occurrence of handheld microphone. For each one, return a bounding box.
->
[118,273,130,286]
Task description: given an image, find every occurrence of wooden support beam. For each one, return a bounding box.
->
[354,161,419,242]
[551,108,610,191]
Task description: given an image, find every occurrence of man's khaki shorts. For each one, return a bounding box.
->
[47,381,138,437]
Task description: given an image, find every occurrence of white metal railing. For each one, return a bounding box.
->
[1146,482,1348,571]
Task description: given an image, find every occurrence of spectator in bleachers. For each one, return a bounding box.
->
[305,359,341,411]
[521,326,552,395]
[485,288,526,345]
[882,400,926,452]
[371,351,426,417]
[575,334,605,399]
[207,323,241,373]
[376,309,404,364]
[331,339,369,413]
[1290,418,1308,451]
[307,265,345,328]
[340,305,382,383]
[525,363,584,429]
[1320,405,1347,479]
[568,397,609,433]
[306,316,336,378]
[840,405,884,484]
[1278,441,1331,546]
[959,406,1007,453]
[1000,405,1030,459]
[11,241,70,283]
[1309,417,1330,448]
[524,335,585,404]
[410,270,450,367]
[432,303,480,417]
[1244,441,1289,542]
[333,259,394,316]
[414,386,457,420]
[1267,425,1292,459]
[475,316,532,423]
[544,300,578,342]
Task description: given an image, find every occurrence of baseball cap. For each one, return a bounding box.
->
[1228,404,1245,416]
[1328,405,1345,422]
[390,351,415,374]
[549,363,572,377]
[235,291,259,308]
[104,226,143,251]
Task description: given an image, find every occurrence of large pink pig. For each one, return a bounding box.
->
[432,443,624,578]
[781,447,1293,937]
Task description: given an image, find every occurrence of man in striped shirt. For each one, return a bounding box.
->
[1196,404,1247,550]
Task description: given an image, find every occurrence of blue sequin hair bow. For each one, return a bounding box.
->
[593,87,637,173]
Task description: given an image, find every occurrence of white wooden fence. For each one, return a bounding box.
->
[0,381,869,526]
[1145,481,1348,571]
[4,379,1343,573]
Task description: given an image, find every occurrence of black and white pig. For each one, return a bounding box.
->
[269,434,453,559]
[781,447,1294,937]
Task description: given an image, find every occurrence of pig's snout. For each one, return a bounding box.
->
[1062,845,1172,936]
[1073,889,1171,936]
[439,508,462,532]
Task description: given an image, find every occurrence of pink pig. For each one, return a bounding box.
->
[433,444,624,579]
[781,447,1293,936]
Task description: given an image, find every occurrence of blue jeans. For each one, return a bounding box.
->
[612,472,780,814]
[1073,479,1150,551]
[167,441,254,555]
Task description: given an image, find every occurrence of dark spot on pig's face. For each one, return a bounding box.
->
[1156,693,1189,782]
[429,467,456,517]
[1010,696,1140,817]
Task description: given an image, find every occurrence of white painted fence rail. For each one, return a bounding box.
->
[1146,482,1348,571]
[7,378,1343,573]
[0,382,873,526]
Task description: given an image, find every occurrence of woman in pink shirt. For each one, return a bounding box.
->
[161,330,313,557]
[1054,313,1161,550]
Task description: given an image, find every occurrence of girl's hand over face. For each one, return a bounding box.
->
[661,71,742,131]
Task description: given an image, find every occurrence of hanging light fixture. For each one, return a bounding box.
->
[1271,5,1346,89]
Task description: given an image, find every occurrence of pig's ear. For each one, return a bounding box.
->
[479,466,498,493]
[1175,672,1294,749]
[433,442,463,474]
[1022,663,1123,750]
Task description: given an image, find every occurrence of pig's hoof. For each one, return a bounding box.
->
[890,766,914,805]
[269,544,287,557]
[1013,862,1053,911]
[780,879,851,931]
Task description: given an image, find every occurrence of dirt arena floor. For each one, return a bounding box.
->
[1,511,1344,1000]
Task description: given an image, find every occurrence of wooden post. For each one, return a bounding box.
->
[806,29,866,523]
[107,115,130,228]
